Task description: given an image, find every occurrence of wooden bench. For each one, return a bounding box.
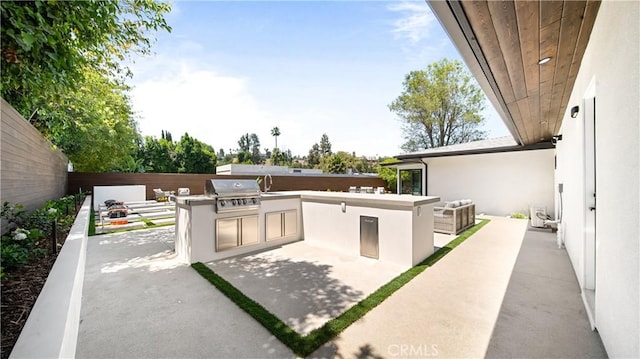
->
[433,200,475,235]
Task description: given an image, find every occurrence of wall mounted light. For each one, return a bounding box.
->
[538,57,551,65]
[571,105,580,118]
[552,134,563,145]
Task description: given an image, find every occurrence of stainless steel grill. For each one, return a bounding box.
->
[204,179,261,213]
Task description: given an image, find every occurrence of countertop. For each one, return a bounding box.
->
[175,191,440,208]
[294,191,440,208]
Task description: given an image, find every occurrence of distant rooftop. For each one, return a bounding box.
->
[395,136,553,160]
[216,164,322,175]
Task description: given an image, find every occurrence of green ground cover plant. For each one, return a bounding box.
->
[193,219,490,357]
[1,194,85,278]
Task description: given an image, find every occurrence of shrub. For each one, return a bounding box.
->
[0,240,29,270]
[510,212,529,219]
[1,202,27,232]
[1,193,85,278]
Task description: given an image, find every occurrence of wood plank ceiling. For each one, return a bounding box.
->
[455,0,600,145]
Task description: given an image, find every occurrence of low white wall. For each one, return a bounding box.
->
[302,200,434,268]
[556,1,639,357]
[425,149,555,217]
[93,185,146,210]
[10,196,92,359]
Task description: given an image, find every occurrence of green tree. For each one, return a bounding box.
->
[236,151,253,164]
[1,0,171,116]
[33,66,140,172]
[319,133,332,156]
[271,126,281,148]
[249,133,261,164]
[352,155,374,174]
[138,135,177,173]
[376,158,400,192]
[237,133,261,163]
[175,133,217,173]
[307,143,321,168]
[238,133,251,152]
[270,148,284,166]
[389,58,486,151]
[321,152,351,174]
[162,130,173,142]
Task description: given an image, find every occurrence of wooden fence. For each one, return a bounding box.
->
[68,172,388,200]
[1,99,68,213]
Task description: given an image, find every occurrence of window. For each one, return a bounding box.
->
[400,169,422,195]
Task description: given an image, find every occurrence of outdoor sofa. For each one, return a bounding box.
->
[433,199,475,235]
[153,188,174,202]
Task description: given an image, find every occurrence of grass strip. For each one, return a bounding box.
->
[193,219,490,357]
[88,208,96,236]
[90,222,175,236]
[141,217,155,226]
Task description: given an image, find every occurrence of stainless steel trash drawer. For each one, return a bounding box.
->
[360,216,379,259]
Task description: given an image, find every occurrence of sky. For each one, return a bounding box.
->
[128,0,510,158]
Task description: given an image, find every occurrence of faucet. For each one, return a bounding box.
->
[263,174,273,193]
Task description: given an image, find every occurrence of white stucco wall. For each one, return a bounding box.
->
[555,1,639,357]
[93,185,146,210]
[424,149,555,217]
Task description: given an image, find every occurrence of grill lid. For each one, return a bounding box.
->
[205,179,261,198]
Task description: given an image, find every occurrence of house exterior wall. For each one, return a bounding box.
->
[424,149,554,217]
[555,1,639,357]
[1,98,68,214]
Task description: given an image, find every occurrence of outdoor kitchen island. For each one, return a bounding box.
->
[296,191,440,268]
[175,189,440,269]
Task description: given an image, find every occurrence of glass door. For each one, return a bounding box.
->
[400,169,423,195]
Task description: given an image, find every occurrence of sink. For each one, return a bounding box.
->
[260,191,299,198]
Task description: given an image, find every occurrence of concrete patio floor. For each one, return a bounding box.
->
[206,241,406,336]
[75,216,606,358]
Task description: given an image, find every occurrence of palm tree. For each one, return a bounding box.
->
[271,126,281,149]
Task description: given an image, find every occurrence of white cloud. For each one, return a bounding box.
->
[130,61,275,153]
[129,56,404,157]
[387,1,436,44]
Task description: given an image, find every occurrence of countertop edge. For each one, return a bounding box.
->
[175,192,440,208]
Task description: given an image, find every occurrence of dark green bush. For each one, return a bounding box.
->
[0,240,29,270]
[1,193,85,278]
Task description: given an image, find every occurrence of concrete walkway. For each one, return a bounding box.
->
[75,217,606,358]
[316,217,606,358]
[486,228,607,358]
[318,216,529,358]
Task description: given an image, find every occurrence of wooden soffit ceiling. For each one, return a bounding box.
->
[429,0,600,146]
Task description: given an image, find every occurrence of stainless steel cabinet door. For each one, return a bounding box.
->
[266,210,297,241]
[240,216,259,245]
[217,218,239,251]
[283,210,297,237]
[266,212,282,241]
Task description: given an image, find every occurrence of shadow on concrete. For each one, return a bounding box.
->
[485,227,608,358]
[209,253,365,336]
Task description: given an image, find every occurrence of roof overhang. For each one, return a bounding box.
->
[396,141,554,160]
[427,0,600,146]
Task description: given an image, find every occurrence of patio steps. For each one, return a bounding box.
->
[95,200,176,234]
